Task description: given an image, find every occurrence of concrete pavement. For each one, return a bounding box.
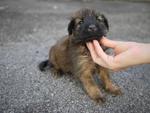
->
[0,0,150,113]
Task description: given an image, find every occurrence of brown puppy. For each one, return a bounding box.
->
[39,8,122,103]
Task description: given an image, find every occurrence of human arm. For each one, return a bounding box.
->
[86,37,150,70]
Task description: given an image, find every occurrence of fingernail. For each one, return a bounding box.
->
[86,43,90,47]
[88,42,93,48]
[93,40,96,43]
[93,40,98,44]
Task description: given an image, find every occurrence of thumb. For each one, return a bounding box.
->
[100,37,117,49]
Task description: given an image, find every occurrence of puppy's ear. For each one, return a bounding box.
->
[68,19,75,35]
[101,14,109,30]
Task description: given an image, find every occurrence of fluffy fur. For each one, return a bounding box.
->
[39,8,122,103]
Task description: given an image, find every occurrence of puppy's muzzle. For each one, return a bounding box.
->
[88,24,97,32]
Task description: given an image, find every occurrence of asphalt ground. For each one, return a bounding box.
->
[0,0,150,113]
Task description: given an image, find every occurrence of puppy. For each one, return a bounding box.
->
[39,8,122,103]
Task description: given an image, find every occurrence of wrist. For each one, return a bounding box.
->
[139,43,150,64]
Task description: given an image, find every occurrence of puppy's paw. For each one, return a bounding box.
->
[105,84,122,95]
[88,87,106,103]
[94,95,106,104]
[50,68,63,79]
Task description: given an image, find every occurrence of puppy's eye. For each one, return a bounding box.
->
[78,20,83,25]
[97,16,103,21]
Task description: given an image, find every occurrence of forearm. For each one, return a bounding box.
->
[138,43,150,64]
[124,43,150,66]
[114,43,150,69]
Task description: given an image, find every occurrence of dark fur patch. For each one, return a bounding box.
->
[68,8,109,43]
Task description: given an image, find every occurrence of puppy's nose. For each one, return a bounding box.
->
[88,24,97,32]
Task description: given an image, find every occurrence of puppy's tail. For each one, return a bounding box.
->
[38,60,52,72]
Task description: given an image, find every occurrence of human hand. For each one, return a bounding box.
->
[86,37,150,70]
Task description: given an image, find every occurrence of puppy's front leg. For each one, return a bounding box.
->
[72,46,105,103]
[79,71,105,103]
[98,67,122,95]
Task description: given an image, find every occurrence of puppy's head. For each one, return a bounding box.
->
[68,8,109,43]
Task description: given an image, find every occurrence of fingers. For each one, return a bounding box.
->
[86,42,106,67]
[86,42,97,60]
[88,40,116,70]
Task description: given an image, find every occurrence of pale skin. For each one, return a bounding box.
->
[86,37,150,71]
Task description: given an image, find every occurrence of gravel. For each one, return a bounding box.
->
[0,0,150,113]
